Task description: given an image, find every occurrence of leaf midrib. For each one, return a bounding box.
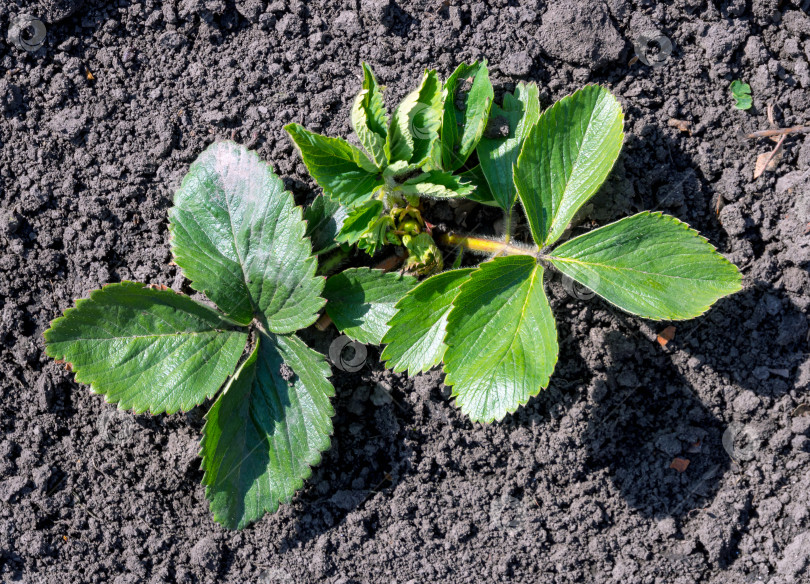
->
[545,255,734,283]
[459,264,540,408]
[59,329,232,342]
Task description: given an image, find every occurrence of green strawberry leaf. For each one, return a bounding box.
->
[335,199,385,246]
[201,331,334,529]
[322,268,417,345]
[385,69,443,166]
[545,211,743,320]
[304,194,349,256]
[477,82,540,211]
[443,256,558,423]
[169,141,324,332]
[398,169,475,198]
[730,80,752,110]
[458,165,498,206]
[44,282,248,415]
[514,85,624,246]
[441,60,494,171]
[381,269,473,375]
[351,62,389,167]
[285,123,383,207]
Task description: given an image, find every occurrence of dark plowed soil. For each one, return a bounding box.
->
[1,0,809,582]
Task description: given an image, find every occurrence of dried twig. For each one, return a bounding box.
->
[745,126,810,139]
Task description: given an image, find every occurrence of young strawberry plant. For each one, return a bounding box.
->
[43,67,743,531]
[44,141,415,529]
[382,84,743,422]
[285,61,493,273]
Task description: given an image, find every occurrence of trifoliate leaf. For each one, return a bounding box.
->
[458,165,498,207]
[322,268,417,345]
[351,62,389,167]
[545,211,743,320]
[441,61,494,171]
[398,169,475,198]
[385,70,443,166]
[285,123,383,207]
[381,269,473,375]
[514,85,624,246]
[304,194,348,256]
[443,257,558,423]
[477,82,540,211]
[169,141,324,333]
[201,332,334,529]
[44,282,248,415]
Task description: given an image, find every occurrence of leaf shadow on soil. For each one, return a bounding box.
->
[255,332,417,554]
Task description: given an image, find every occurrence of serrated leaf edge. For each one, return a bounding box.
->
[43,281,247,416]
[545,211,744,320]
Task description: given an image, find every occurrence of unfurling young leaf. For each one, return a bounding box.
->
[45,141,336,530]
[397,169,475,198]
[336,199,385,247]
[385,69,443,166]
[440,60,494,171]
[352,62,389,168]
[284,123,382,207]
[477,82,540,211]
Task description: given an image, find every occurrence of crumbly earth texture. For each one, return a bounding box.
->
[1,1,809,583]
